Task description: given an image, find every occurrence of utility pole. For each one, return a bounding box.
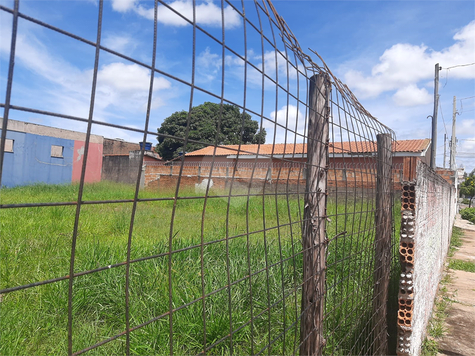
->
[430,63,442,169]
[450,95,457,170]
[443,134,447,168]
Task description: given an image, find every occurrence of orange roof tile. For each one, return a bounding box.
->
[186,143,306,156]
[185,139,430,157]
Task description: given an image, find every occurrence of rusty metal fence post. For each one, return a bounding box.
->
[300,73,331,356]
[372,133,393,355]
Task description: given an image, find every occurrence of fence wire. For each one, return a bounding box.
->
[1,0,398,355]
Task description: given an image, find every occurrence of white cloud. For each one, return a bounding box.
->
[262,50,298,80]
[98,62,170,92]
[343,20,475,101]
[197,47,221,82]
[458,119,475,136]
[111,0,136,12]
[112,0,241,29]
[96,62,171,112]
[2,33,87,90]
[0,18,171,122]
[456,132,475,173]
[103,34,137,54]
[392,84,432,107]
[460,137,475,151]
[223,49,299,89]
[266,104,306,144]
[195,47,298,87]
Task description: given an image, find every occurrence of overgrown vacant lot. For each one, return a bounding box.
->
[0,182,388,355]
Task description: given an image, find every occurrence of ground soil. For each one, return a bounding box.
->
[437,214,475,356]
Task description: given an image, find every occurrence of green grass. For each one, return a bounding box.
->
[448,259,475,272]
[421,278,453,356]
[421,338,439,356]
[421,226,467,355]
[460,207,475,224]
[449,227,463,257]
[0,182,396,355]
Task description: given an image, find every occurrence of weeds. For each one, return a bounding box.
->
[421,276,453,356]
[421,225,465,355]
[421,338,438,356]
[0,182,304,354]
[448,259,475,273]
[448,227,463,257]
[0,182,394,355]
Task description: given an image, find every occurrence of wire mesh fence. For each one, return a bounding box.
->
[1,0,398,355]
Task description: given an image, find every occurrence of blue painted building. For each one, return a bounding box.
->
[1,120,104,188]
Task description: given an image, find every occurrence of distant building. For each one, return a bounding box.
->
[456,166,465,181]
[183,139,430,162]
[103,138,141,155]
[143,139,433,190]
[1,119,163,188]
[102,147,161,186]
[1,119,103,187]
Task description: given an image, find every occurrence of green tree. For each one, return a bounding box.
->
[460,168,475,208]
[156,102,266,160]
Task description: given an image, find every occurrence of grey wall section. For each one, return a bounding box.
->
[0,119,103,144]
[102,155,141,185]
[103,139,140,155]
[1,130,74,187]
[397,161,456,356]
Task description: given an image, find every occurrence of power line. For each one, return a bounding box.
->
[442,62,475,88]
[460,96,475,115]
[446,63,475,70]
[439,101,448,136]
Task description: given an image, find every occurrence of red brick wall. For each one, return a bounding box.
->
[143,160,409,191]
[143,152,438,192]
[435,168,456,186]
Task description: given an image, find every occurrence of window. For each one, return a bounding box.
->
[51,145,64,158]
[5,139,14,153]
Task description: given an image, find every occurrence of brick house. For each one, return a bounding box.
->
[143,139,434,190]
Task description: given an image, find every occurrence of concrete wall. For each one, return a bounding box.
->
[396,161,456,356]
[102,151,159,186]
[102,155,141,185]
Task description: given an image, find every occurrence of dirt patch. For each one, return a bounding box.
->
[454,213,475,232]
[452,230,475,262]
[437,226,475,356]
[438,303,475,356]
[445,269,475,306]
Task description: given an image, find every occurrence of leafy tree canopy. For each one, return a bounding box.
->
[460,168,475,208]
[156,102,266,161]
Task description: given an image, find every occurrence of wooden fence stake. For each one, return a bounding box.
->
[300,73,330,356]
[372,133,393,355]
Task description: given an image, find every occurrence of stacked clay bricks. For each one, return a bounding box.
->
[397,183,416,355]
[397,329,412,355]
[401,184,416,210]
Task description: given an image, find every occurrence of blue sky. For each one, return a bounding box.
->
[1,0,474,172]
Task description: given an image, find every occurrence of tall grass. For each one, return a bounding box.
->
[0,182,397,355]
[1,182,303,354]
